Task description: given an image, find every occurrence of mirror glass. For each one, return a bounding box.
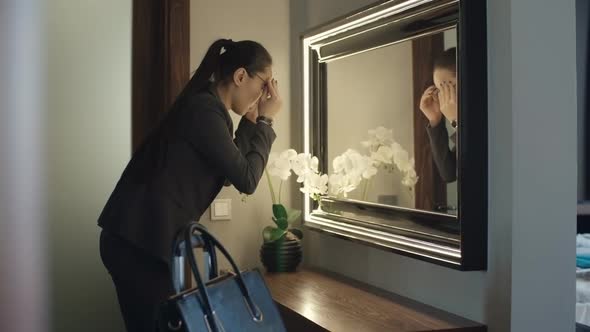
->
[325,28,458,215]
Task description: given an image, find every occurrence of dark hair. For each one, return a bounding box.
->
[175,39,272,103]
[433,47,456,72]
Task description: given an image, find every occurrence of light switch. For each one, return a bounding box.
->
[210,199,231,221]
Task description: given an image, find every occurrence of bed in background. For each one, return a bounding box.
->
[577,268,590,329]
[577,207,590,330]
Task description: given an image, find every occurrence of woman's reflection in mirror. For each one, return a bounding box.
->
[419,47,457,183]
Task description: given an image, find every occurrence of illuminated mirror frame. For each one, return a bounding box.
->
[301,0,487,270]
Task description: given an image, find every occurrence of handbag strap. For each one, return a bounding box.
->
[183,222,263,330]
[170,225,218,293]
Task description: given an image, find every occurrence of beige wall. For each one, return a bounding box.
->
[46,0,131,331]
[190,0,292,271]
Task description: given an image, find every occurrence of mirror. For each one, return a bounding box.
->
[302,0,487,270]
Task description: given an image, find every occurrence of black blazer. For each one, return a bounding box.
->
[98,87,276,263]
[426,121,457,183]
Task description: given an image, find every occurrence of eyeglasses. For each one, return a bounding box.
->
[252,73,269,93]
[253,73,265,82]
[254,72,268,84]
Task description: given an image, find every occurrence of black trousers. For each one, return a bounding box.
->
[99,230,174,332]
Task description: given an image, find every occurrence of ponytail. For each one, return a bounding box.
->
[172,38,272,108]
[175,39,231,103]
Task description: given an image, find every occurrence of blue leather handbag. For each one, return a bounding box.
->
[158,222,287,332]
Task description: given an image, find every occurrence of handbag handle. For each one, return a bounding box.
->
[183,222,263,331]
[170,226,218,293]
[170,226,218,294]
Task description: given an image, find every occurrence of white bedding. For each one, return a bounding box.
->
[577,236,590,327]
[578,302,590,327]
[577,269,590,326]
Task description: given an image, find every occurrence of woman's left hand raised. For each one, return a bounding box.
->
[439,82,458,123]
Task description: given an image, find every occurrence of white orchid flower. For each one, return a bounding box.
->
[263,148,329,204]
[402,167,419,187]
[300,172,329,199]
[291,153,319,183]
[391,142,412,172]
[333,149,377,180]
[266,149,297,180]
[360,159,378,179]
[361,126,394,151]
[328,173,361,197]
[373,126,393,144]
[370,145,394,166]
[280,149,298,162]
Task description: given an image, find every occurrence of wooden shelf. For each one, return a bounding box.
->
[264,267,486,332]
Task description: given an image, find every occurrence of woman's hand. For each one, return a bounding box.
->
[439,82,457,122]
[419,85,443,127]
[244,100,259,123]
[258,78,282,120]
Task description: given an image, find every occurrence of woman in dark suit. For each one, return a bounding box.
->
[419,47,458,183]
[98,39,281,331]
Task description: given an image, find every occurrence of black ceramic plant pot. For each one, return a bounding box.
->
[260,234,302,273]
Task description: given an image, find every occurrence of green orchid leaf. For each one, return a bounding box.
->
[289,228,304,240]
[275,217,288,230]
[262,226,287,243]
[271,217,285,229]
[272,204,288,220]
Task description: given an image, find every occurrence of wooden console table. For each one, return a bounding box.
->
[263,268,486,332]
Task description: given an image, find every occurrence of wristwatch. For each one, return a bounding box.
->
[256,115,274,127]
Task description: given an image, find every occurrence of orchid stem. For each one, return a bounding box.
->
[362,178,371,201]
[265,169,277,205]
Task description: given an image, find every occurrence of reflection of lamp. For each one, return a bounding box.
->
[300,288,320,322]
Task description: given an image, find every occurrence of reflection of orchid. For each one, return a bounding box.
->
[328,173,361,197]
[330,149,377,199]
[402,167,419,187]
[333,149,378,180]
[326,127,419,200]
[391,142,419,187]
[358,126,420,191]
[361,126,394,150]
[370,145,394,166]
